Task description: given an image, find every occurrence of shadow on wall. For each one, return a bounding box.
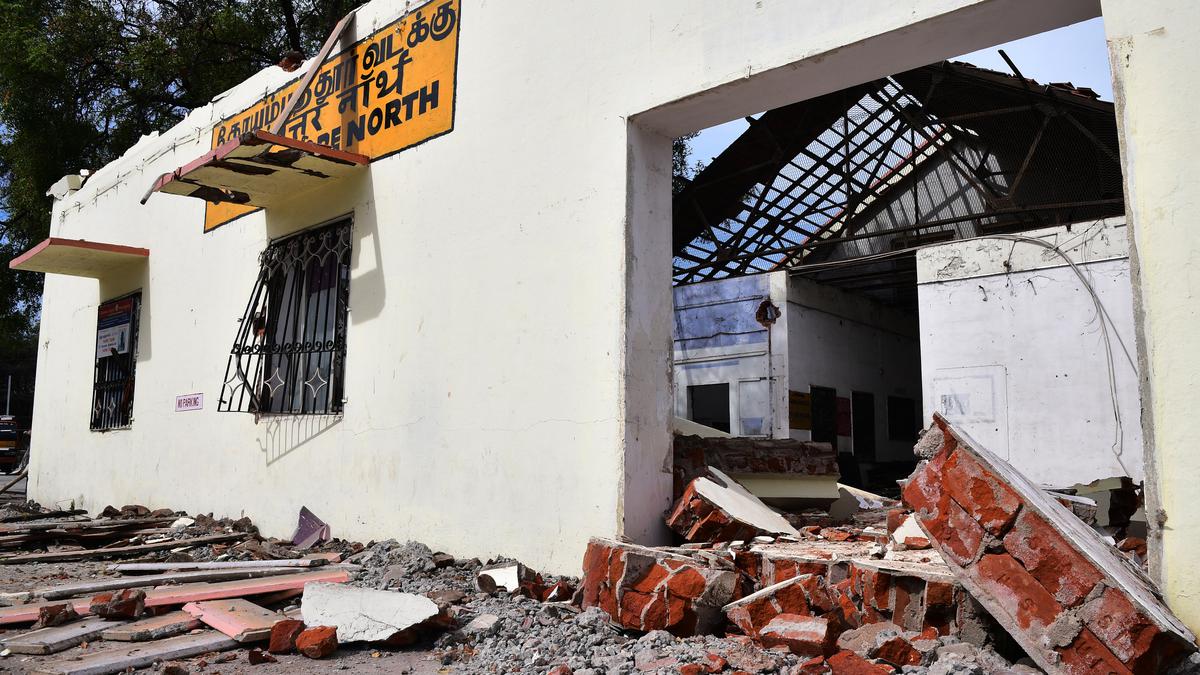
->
[259,414,342,466]
[245,170,382,462]
[99,262,153,365]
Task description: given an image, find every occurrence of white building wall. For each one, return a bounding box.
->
[785,277,922,462]
[917,219,1142,486]
[28,0,1107,575]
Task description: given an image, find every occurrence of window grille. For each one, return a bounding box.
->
[219,220,352,415]
[92,293,141,431]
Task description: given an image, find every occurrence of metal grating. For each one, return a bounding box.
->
[91,293,141,431]
[219,220,352,415]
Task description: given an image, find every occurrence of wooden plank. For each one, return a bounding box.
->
[39,566,304,600]
[1,616,122,655]
[107,557,326,573]
[0,517,177,534]
[0,568,351,625]
[0,532,244,564]
[100,610,199,642]
[0,598,93,625]
[145,568,352,606]
[183,598,280,642]
[32,629,237,675]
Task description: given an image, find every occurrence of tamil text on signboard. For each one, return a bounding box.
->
[204,0,461,232]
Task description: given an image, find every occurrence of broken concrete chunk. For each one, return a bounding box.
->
[477,562,533,593]
[579,538,737,636]
[461,613,500,638]
[300,582,439,643]
[667,467,801,543]
[902,414,1198,675]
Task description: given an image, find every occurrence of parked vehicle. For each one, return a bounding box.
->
[0,416,25,474]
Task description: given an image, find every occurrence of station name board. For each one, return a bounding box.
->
[204,0,461,232]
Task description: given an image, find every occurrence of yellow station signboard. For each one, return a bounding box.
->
[204,0,461,232]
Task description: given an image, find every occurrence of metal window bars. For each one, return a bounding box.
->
[219,220,352,415]
[91,293,141,431]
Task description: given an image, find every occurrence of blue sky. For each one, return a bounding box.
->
[688,17,1113,168]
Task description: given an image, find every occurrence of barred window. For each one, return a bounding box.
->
[219,220,352,415]
[92,293,141,431]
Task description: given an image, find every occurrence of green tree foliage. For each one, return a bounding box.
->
[0,0,359,419]
[672,132,699,195]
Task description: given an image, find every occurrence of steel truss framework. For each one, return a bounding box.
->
[672,61,1124,295]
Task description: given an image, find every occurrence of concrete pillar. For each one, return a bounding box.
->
[1102,1,1200,632]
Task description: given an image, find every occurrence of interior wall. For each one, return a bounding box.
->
[916,218,1141,487]
[784,276,922,463]
[672,272,789,439]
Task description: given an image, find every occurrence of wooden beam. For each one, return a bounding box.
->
[107,557,327,574]
[32,629,237,675]
[1,617,123,655]
[0,533,245,565]
[39,566,306,600]
[100,610,200,642]
[0,568,352,625]
[183,598,280,642]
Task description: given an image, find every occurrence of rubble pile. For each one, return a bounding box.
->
[0,416,1196,673]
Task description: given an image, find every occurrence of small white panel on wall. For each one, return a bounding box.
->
[929,365,1009,459]
[738,378,771,437]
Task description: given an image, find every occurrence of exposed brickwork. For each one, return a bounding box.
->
[673,435,839,499]
[579,538,737,636]
[666,480,764,543]
[901,415,1197,675]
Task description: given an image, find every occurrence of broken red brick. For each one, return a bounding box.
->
[901,537,930,550]
[89,588,145,619]
[33,602,80,629]
[579,538,736,636]
[542,580,575,603]
[732,577,817,636]
[871,635,921,667]
[546,666,572,675]
[941,447,1022,535]
[820,528,854,542]
[296,625,338,659]
[826,649,895,674]
[701,653,728,672]
[1002,509,1103,607]
[1056,627,1131,675]
[758,614,835,657]
[679,665,705,675]
[248,648,277,665]
[268,619,305,654]
[1079,586,1190,674]
[666,469,799,543]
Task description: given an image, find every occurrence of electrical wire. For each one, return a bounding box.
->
[786,218,1135,472]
